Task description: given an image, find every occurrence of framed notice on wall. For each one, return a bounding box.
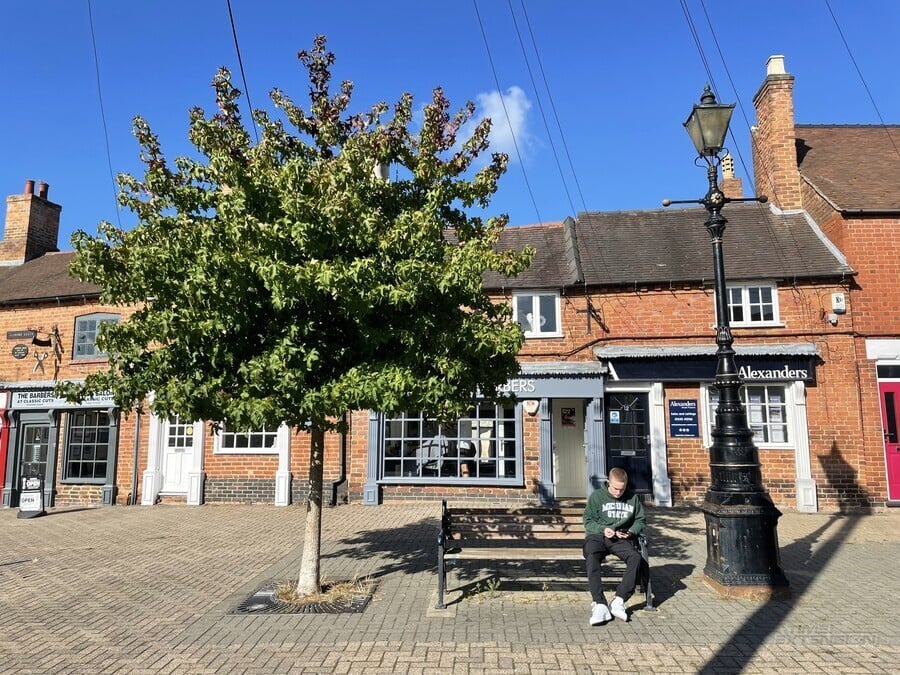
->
[669,399,699,438]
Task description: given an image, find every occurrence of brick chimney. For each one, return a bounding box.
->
[752,55,803,211]
[0,180,62,264]
[719,153,743,199]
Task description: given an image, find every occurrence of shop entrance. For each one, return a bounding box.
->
[605,392,652,493]
[552,399,586,498]
[9,417,54,508]
[880,381,900,501]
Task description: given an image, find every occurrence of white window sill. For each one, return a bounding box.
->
[524,332,564,339]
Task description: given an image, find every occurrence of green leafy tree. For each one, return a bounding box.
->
[62,35,533,596]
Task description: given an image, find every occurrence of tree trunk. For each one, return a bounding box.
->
[296,425,325,596]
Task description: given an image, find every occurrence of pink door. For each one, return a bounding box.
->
[881,381,900,501]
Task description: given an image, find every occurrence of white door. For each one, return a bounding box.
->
[553,399,586,498]
[161,417,195,494]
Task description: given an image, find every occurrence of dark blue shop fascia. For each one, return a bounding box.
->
[594,343,818,383]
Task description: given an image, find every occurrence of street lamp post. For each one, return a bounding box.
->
[664,85,789,597]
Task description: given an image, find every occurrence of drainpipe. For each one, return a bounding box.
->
[129,409,141,505]
[328,412,348,506]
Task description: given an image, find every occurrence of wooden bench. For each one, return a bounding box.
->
[435,499,652,610]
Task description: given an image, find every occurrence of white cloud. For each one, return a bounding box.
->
[470,86,533,163]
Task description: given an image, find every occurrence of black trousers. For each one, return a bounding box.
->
[583,533,643,605]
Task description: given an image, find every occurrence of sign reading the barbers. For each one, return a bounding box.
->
[11,389,115,410]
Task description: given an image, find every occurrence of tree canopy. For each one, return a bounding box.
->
[62,35,534,430]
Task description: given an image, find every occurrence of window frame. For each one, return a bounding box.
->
[213,422,289,455]
[717,283,781,327]
[61,409,111,483]
[701,382,793,449]
[72,312,120,360]
[512,291,563,338]
[378,402,523,485]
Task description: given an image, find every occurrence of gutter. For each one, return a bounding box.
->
[129,409,141,505]
[0,293,102,308]
[328,412,348,506]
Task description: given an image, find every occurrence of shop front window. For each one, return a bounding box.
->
[706,384,790,446]
[64,410,110,482]
[381,402,520,482]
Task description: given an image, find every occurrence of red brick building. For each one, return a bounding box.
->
[1,56,896,514]
[751,55,900,507]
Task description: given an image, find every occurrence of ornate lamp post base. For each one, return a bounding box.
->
[700,493,790,599]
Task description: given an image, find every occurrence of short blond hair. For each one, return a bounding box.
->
[608,467,628,484]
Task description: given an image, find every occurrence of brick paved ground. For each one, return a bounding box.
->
[0,502,897,674]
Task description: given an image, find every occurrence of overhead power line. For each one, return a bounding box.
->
[472,0,543,225]
[518,1,589,216]
[87,0,122,228]
[824,0,900,160]
[226,0,259,144]
[506,0,576,217]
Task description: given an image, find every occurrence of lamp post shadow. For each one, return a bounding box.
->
[697,441,872,674]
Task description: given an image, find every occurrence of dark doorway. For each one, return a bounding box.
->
[605,392,652,493]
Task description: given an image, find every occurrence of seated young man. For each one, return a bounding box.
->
[582,467,645,625]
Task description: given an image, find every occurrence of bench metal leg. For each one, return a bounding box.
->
[637,535,655,611]
[436,534,446,609]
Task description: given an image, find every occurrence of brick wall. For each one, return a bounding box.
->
[0,184,61,263]
[752,64,803,211]
[205,477,275,504]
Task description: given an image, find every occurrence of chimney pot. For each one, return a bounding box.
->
[38,182,48,199]
[766,55,786,76]
[25,180,35,195]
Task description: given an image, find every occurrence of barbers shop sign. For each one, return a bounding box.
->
[11,389,114,410]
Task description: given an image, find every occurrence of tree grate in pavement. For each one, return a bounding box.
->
[230,580,376,615]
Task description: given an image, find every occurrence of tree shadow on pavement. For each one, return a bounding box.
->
[321,504,706,609]
[321,515,443,580]
[697,442,872,674]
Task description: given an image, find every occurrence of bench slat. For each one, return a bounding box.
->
[446,547,585,561]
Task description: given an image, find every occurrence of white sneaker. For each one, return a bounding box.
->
[610,596,628,622]
[590,601,612,626]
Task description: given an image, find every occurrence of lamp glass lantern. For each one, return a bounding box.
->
[683,85,735,158]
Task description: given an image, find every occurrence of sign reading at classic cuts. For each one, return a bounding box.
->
[11,389,115,410]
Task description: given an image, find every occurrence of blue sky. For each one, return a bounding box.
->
[2,1,898,250]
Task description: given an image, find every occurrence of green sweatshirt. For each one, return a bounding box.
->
[583,484,645,537]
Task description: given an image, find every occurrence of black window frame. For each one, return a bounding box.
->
[62,409,111,483]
